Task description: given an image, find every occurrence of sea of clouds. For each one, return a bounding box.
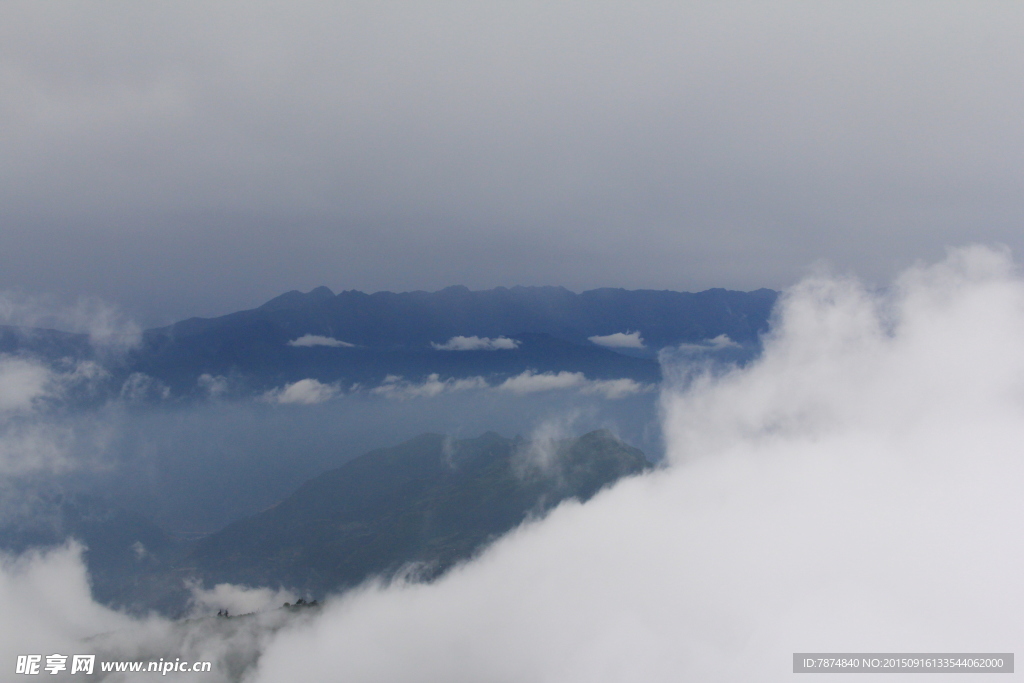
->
[2,246,1022,681]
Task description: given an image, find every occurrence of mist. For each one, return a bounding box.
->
[1,246,1019,680]
[3,3,1024,323]
[88,389,660,534]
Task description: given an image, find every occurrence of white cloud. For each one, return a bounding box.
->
[371,373,488,399]
[431,336,519,351]
[367,371,647,400]
[58,359,109,386]
[265,378,339,405]
[198,373,229,397]
[579,377,648,399]
[0,357,113,475]
[0,423,75,476]
[0,356,51,413]
[512,411,587,477]
[497,370,586,394]
[588,331,645,349]
[0,544,316,682]
[120,372,170,402]
[0,358,110,411]
[707,333,739,348]
[0,291,141,352]
[188,582,297,617]
[675,333,742,353]
[0,543,134,670]
[288,334,355,348]
[498,370,649,399]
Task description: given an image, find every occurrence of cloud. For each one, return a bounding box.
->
[371,373,488,400]
[588,331,645,349]
[674,333,742,353]
[0,424,74,477]
[512,410,589,478]
[431,336,519,351]
[367,372,648,400]
[288,335,355,348]
[579,378,648,400]
[0,543,134,671]
[497,370,586,394]
[188,582,297,617]
[0,291,141,352]
[0,543,319,682]
[498,370,649,399]
[707,333,739,349]
[0,357,108,475]
[264,378,339,405]
[120,372,171,402]
[197,373,229,397]
[0,356,51,413]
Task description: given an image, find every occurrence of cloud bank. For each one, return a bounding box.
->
[431,336,519,351]
[498,370,648,399]
[0,291,141,352]
[673,333,742,354]
[287,335,355,348]
[0,544,134,672]
[0,357,50,413]
[0,356,113,476]
[264,379,339,405]
[258,372,650,402]
[588,331,645,349]
[370,374,488,400]
[188,582,297,618]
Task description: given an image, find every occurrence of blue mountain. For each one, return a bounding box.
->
[128,285,777,395]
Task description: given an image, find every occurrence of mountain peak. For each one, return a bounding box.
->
[258,286,335,311]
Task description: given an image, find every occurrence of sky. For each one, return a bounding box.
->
[2,2,1023,325]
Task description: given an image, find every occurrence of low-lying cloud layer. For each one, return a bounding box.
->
[287,335,355,348]
[588,331,645,349]
[0,357,50,413]
[673,332,740,353]
[431,336,519,351]
[497,370,648,400]
[370,373,488,400]
[3,246,1022,682]
[0,291,141,352]
[263,378,339,405]
[0,356,112,476]
[264,371,653,403]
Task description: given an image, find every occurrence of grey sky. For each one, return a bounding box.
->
[1,2,1022,325]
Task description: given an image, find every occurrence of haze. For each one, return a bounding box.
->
[2,2,1023,324]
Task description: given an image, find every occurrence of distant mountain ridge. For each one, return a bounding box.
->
[160,284,777,350]
[124,285,775,395]
[0,285,777,399]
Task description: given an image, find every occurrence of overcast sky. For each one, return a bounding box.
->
[2,2,1022,325]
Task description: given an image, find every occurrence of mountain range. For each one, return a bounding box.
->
[3,285,776,399]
